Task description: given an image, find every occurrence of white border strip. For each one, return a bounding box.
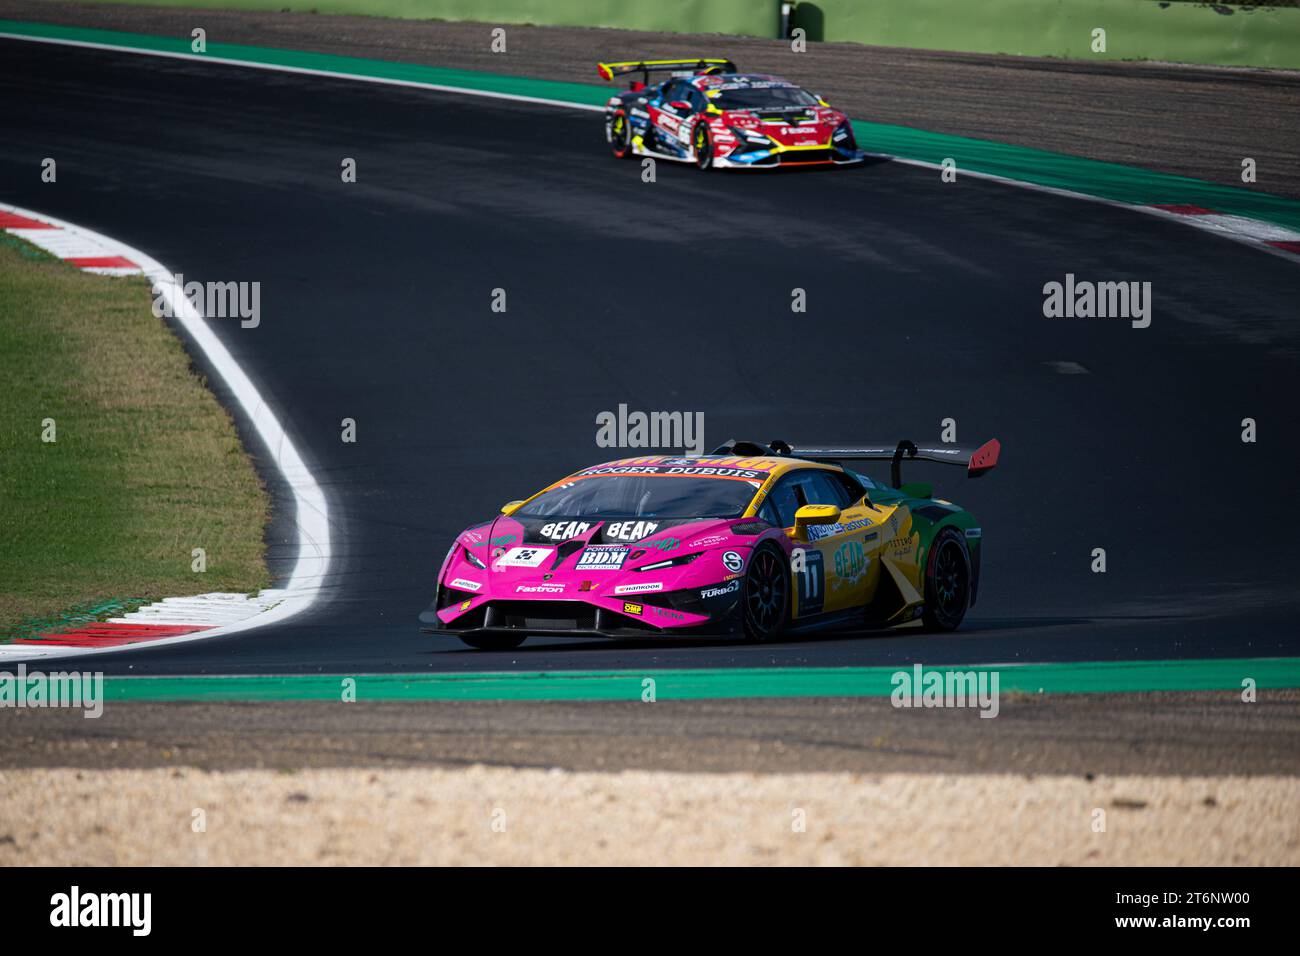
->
[0,30,604,113]
[0,203,331,661]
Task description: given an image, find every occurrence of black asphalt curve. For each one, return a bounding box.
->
[3,40,1299,675]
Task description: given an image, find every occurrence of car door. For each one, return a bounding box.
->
[764,469,886,619]
[651,79,695,150]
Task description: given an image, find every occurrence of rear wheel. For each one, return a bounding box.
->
[693,121,713,170]
[742,543,789,642]
[609,109,633,159]
[459,633,527,651]
[921,528,971,631]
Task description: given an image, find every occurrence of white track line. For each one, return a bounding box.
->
[0,203,332,662]
[0,31,604,113]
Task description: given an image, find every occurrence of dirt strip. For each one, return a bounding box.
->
[2,1,1299,197]
[1,766,1294,865]
[3,692,1297,775]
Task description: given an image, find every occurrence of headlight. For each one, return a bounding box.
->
[437,541,457,579]
[463,547,487,570]
[833,122,856,147]
[634,553,701,573]
[729,125,770,146]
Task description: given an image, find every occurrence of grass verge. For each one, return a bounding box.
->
[0,235,271,638]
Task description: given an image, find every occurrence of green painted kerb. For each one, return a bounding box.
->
[4,19,1299,232]
[101,657,1300,702]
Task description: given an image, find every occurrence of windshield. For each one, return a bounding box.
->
[712,86,818,111]
[518,475,758,520]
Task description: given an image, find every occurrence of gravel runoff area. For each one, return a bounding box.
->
[2,693,1295,864]
[2,1,1299,197]
[1,767,1295,865]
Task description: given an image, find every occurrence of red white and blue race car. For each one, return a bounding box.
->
[598,58,866,169]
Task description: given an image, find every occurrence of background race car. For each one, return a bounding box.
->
[421,438,999,649]
[599,58,866,169]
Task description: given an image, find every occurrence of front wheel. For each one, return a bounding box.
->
[921,528,971,631]
[459,633,527,651]
[693,121,713,170]
[608,109,633,159]
[742,543,789,642]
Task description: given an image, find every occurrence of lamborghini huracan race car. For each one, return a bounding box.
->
[420,438,999,650]
[598,57,866,169]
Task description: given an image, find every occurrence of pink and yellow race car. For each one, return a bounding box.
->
[599,57,866,169]
[420,439,998,650]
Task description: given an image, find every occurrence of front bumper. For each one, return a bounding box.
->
[420,592,742,639]
[423,622,732,640]
[717,141,866,169]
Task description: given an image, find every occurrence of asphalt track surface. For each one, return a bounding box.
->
[8,0,1300,196]
[4,40,1300,675]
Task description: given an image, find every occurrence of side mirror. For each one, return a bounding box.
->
[501,500,525,516]
[669,100,692,111]
[791,504,841,538]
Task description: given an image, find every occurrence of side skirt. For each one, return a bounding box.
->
[785,607,869,635]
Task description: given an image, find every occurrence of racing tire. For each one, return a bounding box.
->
[693,121,713,170]
[458,633,527,651]
[741,542,790,642]
[921,528,972,632]
[609,109,633,159]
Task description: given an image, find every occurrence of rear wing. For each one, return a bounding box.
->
[793,439,1000,488]
[597,58,736,87]
[713,438,1000,489]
